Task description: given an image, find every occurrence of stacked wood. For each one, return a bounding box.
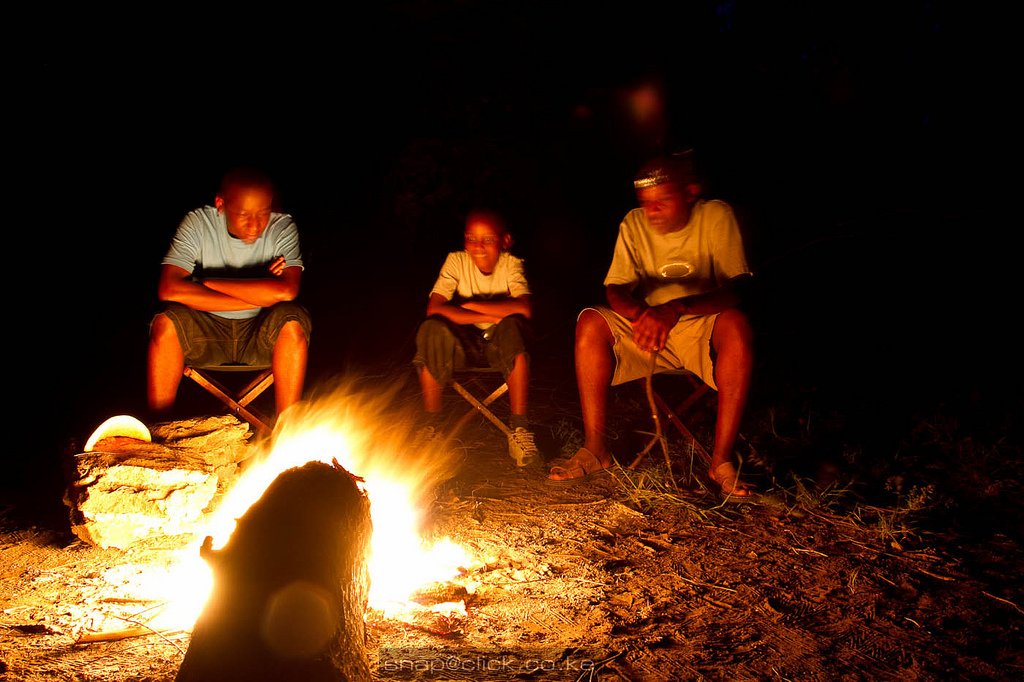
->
[63,416,254,549]
[176,459,373,682]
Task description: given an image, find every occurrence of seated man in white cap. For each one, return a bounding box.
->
[549,151,756,497]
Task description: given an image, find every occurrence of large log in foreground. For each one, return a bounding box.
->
[176,460,373,682]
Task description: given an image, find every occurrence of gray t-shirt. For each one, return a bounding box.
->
[162,205,304,320]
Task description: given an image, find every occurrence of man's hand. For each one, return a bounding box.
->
[631,304,680,353]
[268,256,287,277]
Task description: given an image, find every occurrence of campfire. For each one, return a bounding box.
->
[63,383,487,676]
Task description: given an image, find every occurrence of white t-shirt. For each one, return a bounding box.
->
[430,251,531,330]
[604,199,750,307]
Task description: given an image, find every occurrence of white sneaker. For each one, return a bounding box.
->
[508,427,539,467]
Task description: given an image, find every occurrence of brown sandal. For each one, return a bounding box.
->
[547,447,613,485]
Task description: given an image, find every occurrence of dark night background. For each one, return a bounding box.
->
[7,3,1018,510]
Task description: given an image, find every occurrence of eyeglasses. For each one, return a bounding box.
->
[465,235,500,246]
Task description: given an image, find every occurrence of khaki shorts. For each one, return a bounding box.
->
[584,306,720,390]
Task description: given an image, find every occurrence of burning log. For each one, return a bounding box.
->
[175,459,373,682]
[63,416,254,549]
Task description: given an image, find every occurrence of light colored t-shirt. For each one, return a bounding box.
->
[162,205,304,320]
[604,199,750,307]
[430,251,531,330]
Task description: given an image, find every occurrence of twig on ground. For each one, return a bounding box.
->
[75,627,163,645]
[678,574,738,593]
[915,567,956,582]
[74,604,187,655]
[982,591,1024,615]
[580,650,624,682]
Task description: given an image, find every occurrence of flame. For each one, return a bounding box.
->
[92,376,474,633]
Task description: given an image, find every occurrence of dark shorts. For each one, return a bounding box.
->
[413,314,531,386]
[154,301,312,368]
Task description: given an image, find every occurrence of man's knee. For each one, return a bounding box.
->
[576,308,611,345]
[416,316,455,345]
[149,312,180,345]
[266,302,312,344]
[492,314,530,347]
[150,311,171,333]
[278,319,309,346]
[713,309,753,348]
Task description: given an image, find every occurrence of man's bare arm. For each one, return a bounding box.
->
[203,265,301,307]
[426,293,531,325]
[461,296,531,319]
[607,274,752,352]
[662,273,751,318]
[157,260,301,311]
[605,284,647,321]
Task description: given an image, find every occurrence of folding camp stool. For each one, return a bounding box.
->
[449,367,513,438]
[182,363,275,437]
[635,368,713,467]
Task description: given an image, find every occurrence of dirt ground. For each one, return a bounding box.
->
[2,360,1023,681]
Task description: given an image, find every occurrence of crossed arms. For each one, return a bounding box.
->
[157,256,302,312]
[425,292,532,325]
